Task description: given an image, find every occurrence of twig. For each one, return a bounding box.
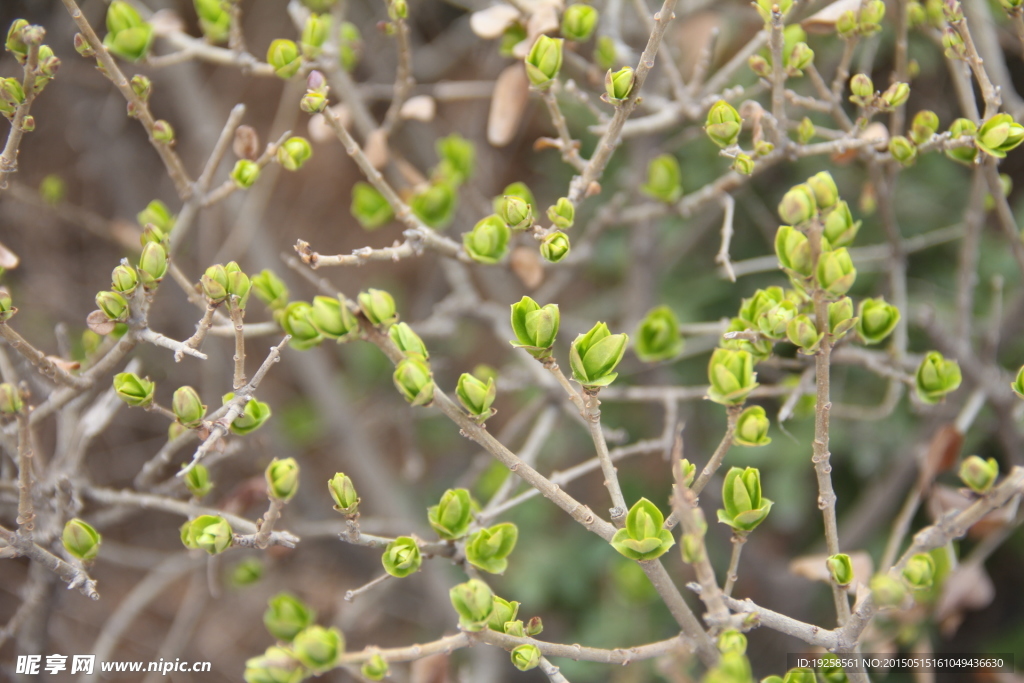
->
[380,14,415,137]
[229,302,246,390]
[583,389,628,523]
[716,194,736,282]
[768,10,787,149]
[671,482,730,627]
[0,41,41,189]
[0,523,100,598]
[15,413,34,536]
[344,572,391,602]
[0,322,90,388]
[690,405,740,496]
[723,532,747,597]
[254,498,285,549]
[135,327,208,360]
[175,304,217,362]
[542,89,586,172]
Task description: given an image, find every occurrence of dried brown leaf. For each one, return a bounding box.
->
[511,246,544,289]
[86,310,116,336]
[364,129,390,170]
[400,95,437,122]
[233,125,260,161]
[0,240,19,269]
[802,0,860,33]
[488,64,529,147]
[470,4,520,39]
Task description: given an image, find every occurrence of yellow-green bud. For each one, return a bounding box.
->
[113,372,154,407]
[0,290,16,322]
[902,553,935,590]
[487,596,521,632]
[264,593,315,642]
[449,579,494,631]
[5,19,30,63]
[569,322,628,388]
[778,183,817,225]
[849,73,874,106]
[251,269,288,311]
[748,53,771,78]
[959,455,998,493]
[947,117,978,165]
[822,200,861,248]
[300,13,331,59]
[435,133,476,187]
[339,21,362,72]
[276,136,312,171]
[510,296,559,357]
[797,117,815,144]
[717,466,772,532]
[880,82,910,110]
[634,305,684,362]
[511,645,541,671]
[351,182,393,230]
[382,536,422,577]
[266,457,299,501]
[463,215,510,264]
[705,100,743,148]
[184,515,233,555]
[641,154,683,203]
[758,300,797,339]
[828,296,857,338]
[103,2,153,61]
[229,557,263,587]
[734,405,771,446]
[707,347,758,405]
[806,171,839,210]
[280,301,323,350]
[889,135,917,165]
[62,518,101,561]
[540,231,571,263]
[976,113,1024,158]
[0,383,23,415]
[231,159,261,189]
[244,646,302,683]
[1012,365,1024,399]
[942,27,966,59]
[678,458,696,488]
[224,393,272,435]
[152,120,174,144]
[111,264,139,295]
[410,181,457,229]
[362,654,389,680]
[604,65,635,102]
[183,463,213,498]
[525,35,563,88]
[718,629,747,654]
[130,74,151,101]
[388,322,428,359]
[358,288,397,326]
[546,197,575,229]
[393,356,434,406]
[774,225,813,277]
[787,314,822,354]
[328,472,359,513]
[499,194,533,231]
[195,0,230,43]
[310,295,358,342]
[137,199,175,234]
[787,42,814,72]
[172,386,206,427]
[456,372,496,421]
[428,488,475,539]
[870,574,906,607]
[138,241,168,288]
[856,297,900,344]
[561,4,598,41]
[732,153,755,176]
[466,522,519,573]
[610,498,675,560]
[915,351,962,404]
[816,248,857,297]
[827,553,854,586]
[267,38,301,79]
[292,625,344,673]
[594,34,616,70]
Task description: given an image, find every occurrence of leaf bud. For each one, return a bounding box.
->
[889,135,917,165]
[806,171,839,210]
[183,463,213,498]
[264,593,315,642]
[195,0,230,43]
[569,322,628,388]
[717,629,747,654]
[280,301,323,349]
[778,183,817,225]
[428,488,475,539]
[103,2,153,61]
[310,295,358,342]
[959,455,998,493]
[915,351,962,404]
[243,646,302,683]
[946,117,978,165]
[389,322,429,358]
[362,654,389,680]
[393,356,434,406]
[732,153,755,175]
[457,372,496,421]
[276,136,313,171]
[300,13,331,59]
[511,645,541,671]
[546,197,575,229]
[678,458,696,488]
[540,231,571,263]
[487,596,520,632]
[610,498,675,560]
[717,466,772,532]
[902,553,935,590]
[351,182,393,230]
[634,305,684,362]
[62,518,101,561]
[113,372,154,407]
[561,4,598,41]
[828,297,857,338]
[229,557,263,587]
[111,264,139,295]
[231,159,261,189]
[357,288,397,327]
[449,579,494,631]
[266,457,299,501]
[733,405,771,446]
[816,248,857,297]
[410,181,457,229]
[251,269,289,311]
[510,296,559,357]
[708,348,758,405]
[822,200,861,248]
[328,472,359,513]
[525,35,563,88]
[138,241,168,287]
[267,38,301,79]
[797,117,815,144]
[827,553,854,586]
[849,73,874,106]
[338,22,362,71]
[223,393,272,435]
[705,100,743,148]
[641,154,683,203]
[292,625,344,673]
[976,113,1024,158]
[173,386,206,427]
[382,536,422,577]
[0,383,23,415]
[466,522,519,573]
[152,120,175,144]
[184,514,233,555]
[856,297,900,344]
[463,215,511,264]
[604,65,635,102]
[787,42,814,72]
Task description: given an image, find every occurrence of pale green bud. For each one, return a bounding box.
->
[351,182,393,230]
[487,596,520,632]
[902,553,935,590]
[611,498,675,560]
[410,182,457,229]
[499,194,533,231]
[797,117,815,144]
[263,593,315,642]
[634,305,684,362]
[856,298,900,344]
[138,241,168,287]
[172,386,206,427]
[880,82,910,110]
[641,154,683,203]
[959,455,998,493]
[827,553,854,586]
[976,113,1024,158]
[243,646,302,683]
[393,356,434,406]
[114,372,154,407]
[251,270,288,311]
[678,459,696,488]
[229,557,263,587]
[465,522,519,573]
[389,322,428,358]
[717,466,772,532]
[816,248,857,297]
[870,573,906,607]
[183,463,213,498]
[525,35,563,88]
[194,0,230,43]
[511,645,541,671]
[828,297,857,338]
[339,22,362,72]
[546,197,574,228]
[807,171,839,209]
[358,288,397,326]
[328,472,359,513]
[594,35,616,70]
[569,322,629,388]
[889,135,917,165]
[137,199,175,234]
[152,120,174,144]
[231,159,261,189]
[510,296,559,357]
[774,226,813,277]
[822,201,861,248]
[300,13,331,59]
[224,393,272,435]
[382,536,422,577]
[435,133,476,187]
[267,39,301,79]
[947,117,978,165]
[733,405,771,446]
[718,629,747,654]
[561,4,598,41]
[778,183,817,225]
[103,2,153,61]
[705,100,743,148]
[604,66,635,102]
[849,73,874,106]
[62,518,101,561]
[310,296,358,342]
[362,654,389,680]
[185,515,233,555]
[0,383,23,415]
[456,372,496,420]
[428,488,475,540]
[266,457,299,501]
[733,153,755,175]
[787,314,823,353]
[292,626,344,673]
[540,231,571,263]
[708,348,758,405]
[915,351,962,404]
[280,301,322,350]
[464,215,510,264]
[276,136,312,171]
[449,579,494,631]
[111,264,138,295]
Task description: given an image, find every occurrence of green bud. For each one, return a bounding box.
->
[362,654,389,680]
[733,405,771,446]
[806,171,839,210]
[494,182,537,217]
[788,42,814,73]
[252,270,289,311]
[435,133,476,186]
[114,372,155,407]
[224,393,272,435]
[0,383,23,415]
[138,241,168,288]
[822,201,861,248]
[915,351,962,404]
[300,89,327,114]
[464,215,511,264]
[641,154,683,203]
[959,455,998,493]
[569,322,628,388]
[276,136,312,171]
[561,4,598,41]
[1013,365,1024,399]
[594,35,616,70]
[748,53,771,78]
[510,296,560,357]
[718,629,747,654]
[195,0,230,43]
[942,27,966,59]
[351,182,393,230]
[889,135,917,165]
[338,21,362,71]
[499,24,527,57]
[511,645,541,672]
[466,522,519,573]
[0,290,13,322]
[708,348,758,405]
[457,372,496,421]
[976,113,1024,158]
[96,290,130,322]
[1001,0,1024,8]
[328,472,359,513]
[869,573,906,607]
[946,117,978,165]
[856,297,900,344]
[787,314,822,354]
[382,536,422,577]
[828,297,857,338]
[231,159,261,189]
[880,82,910,110]
[705,100,743,148]
[754,0,793,22]
[292,625,344,673]
[264,593,316,642]
[152,120,174,144]
[201,263,230,303]
[104,2,153,61]
[758,300,798,339]
[393,356,434,406]
[280,301,323,350]
[816,248,857,297]
[358,288,398,326]
[310,295,359,342]
[634,305,684,362]
[902,553,935,590]
[62,518,101,561]
[266,457,299,501]
[783,668,816,683]
[717,466,772,532]
[487,596,521,632]
[678,459,696,488]
[389,322,428,358]
[410,181,457,229]
[525,35,563,88]
[73,32,95,58]
[732,153,755,176]
[605,65,635,102]
[183,463,213,498]
[184,515,233,555]
[739,287,784,326]
[797,117,816,144]
[230,557,264,587]
[827,553,855,586]
[449,579,494,631]
[243,646,303,683]
[546,197,575,229]
[172,386,206,427]
[267,39,301,79]
[38,174,65,205]
[499,194,533,231]
[525,616,543,636]
[130,74,152,101]
[778,184,817,225]
[428,488,475,540]
[861,0,886,24]
[610,498,675,560]
[5,20,30,63]
[540,231,571,263]
[300,13,331,59]
[111,264,139,295]
[849,73,874,104]
[138,199,175,234]
[907,0,927,25]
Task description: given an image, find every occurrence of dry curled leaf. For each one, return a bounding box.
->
[488,64,529,147]
[469,4,520,39]
[0,240,19,269]
[233,125,260,161]
[364,129,390,170]
[86,310,116,336]
[802,0,860,33]
[400,95,437,122]
[511,246,544,289]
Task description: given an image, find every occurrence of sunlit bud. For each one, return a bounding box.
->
[487,596,520,632]
[276,136,313,171]
[946,117,978,165]
[5,20,30,63]
[678,459,696,488]
[393,356,434,406]
[130,74,151,102]
[328,472,359,513]
[388,322,429,359]
[525,35,563,88]
[748,54,771,78]
[382,536,422,577]
[902,553,935,590]
[510,296,559,357]
[362,654,389,680]
[466,522,519,573]
[267,39,301,79]
[62,518,101,561]
[827,553,854,586]
[959,455,998,493]
[570,322,628,388]
[733,405,771,446]
[823,201,861,248]
[223,393,272,435]
[464,215,511,264]
[718,466,772,532]
[787,42,814,72]
[915,351,962,404]
[111,264,139,294]
[74,32,95,57]
[806,171,838,210]
[880,82,910,110]
[0,291,14,323]
[428,488,475,540]
[757,300,797,339]
[976,113,1024,158]
[942,27,966,60]
[754,0,793,23]
[173,386,206,427]
[733,153,755,175]
[718,629,747,654]
[561,4,598,41]
[498,194,533,231]
[231,159,261,189]
[138,241,168,288]
[357,288,398,326]
[266,458,299,501]
[152,120,174,144]
[610,498,675,560]
[849,73,874,105]
[185,515,233,555]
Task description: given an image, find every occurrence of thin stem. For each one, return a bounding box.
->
[229,302,246,390]
[344,572,391,602]
[175,304,217,363]
[15,413,34,536]
[255,498,285,549]
[583,389,628,523]
[135,327,209,360]
[951,13,1001,118]
[0,523,100,598]
[716,194,737,282]
[0,41,40,189]
[768,11,787,148]
[0,322,89,387]
[541,89,586,172]
[379,15,414,136]
[690,405,740,496]
[723,532,747,597]
[671,482,730,627]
